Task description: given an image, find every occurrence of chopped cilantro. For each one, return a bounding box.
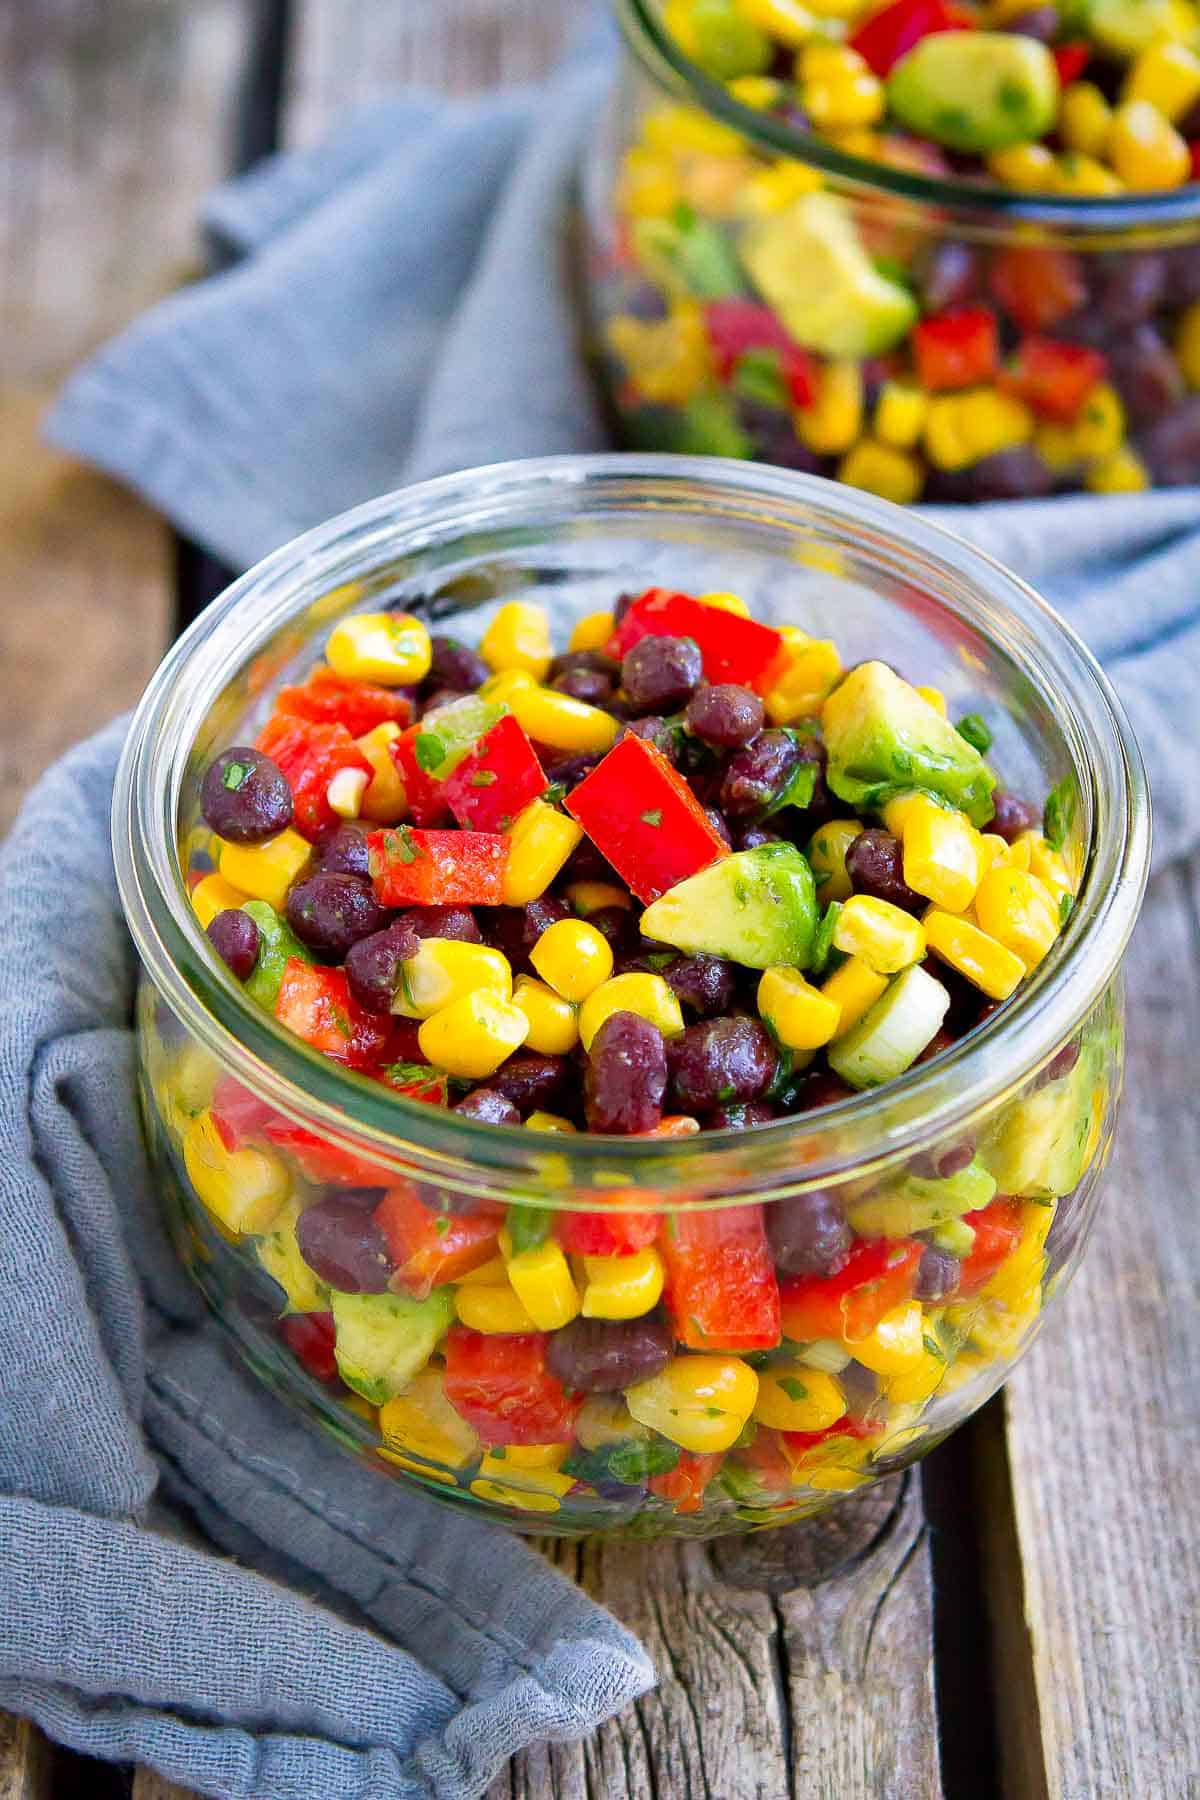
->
[221,759,250,791]
[1043,776,1076,853]
[703,1406,725,1418]
[434,1214,451,1237]
[413,732,446,773]
[640,808,664,828]
[607,1439,680,1484]
[1059,892,1073,927]
[777,1376,809,1402]
[543,781,568,806]
[468,769,498,787]
[922,1335,946,1362]
[955,713,992,754]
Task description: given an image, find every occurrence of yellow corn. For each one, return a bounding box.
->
[456,1254,509,1287]
[626,1354,759,1453]
[378,1370,481,1470]
[900,796,982,911]
[739,0,821,47]
[958,388,1034,461]
[501,800,583,906]
[1034,421,1084,474]
[569,610,615,652]
[508,683,619,755]
[218,829,312,912]
[874,381,930,450]
[1110,99,1191,186]
[479,602,553,679]
[736,158,825,216]
[326,766,369,819]
[392,939,512,1019]
[915,684,946,716]
[974,866,1062,968]
[987,142,1058,190]
[581,1248,665,1320]
[885,1335,950,1405]
[183,1109,290,1237]
[757,965,842,1050]
[728,75,785,108]
[1177,301,1200,386]
[376,1448,461,1485]
[530,917,615,1002]
[980,1200,1051,1309]
[567,880,631,915]
[924,908,1026,1000]
[754,1364,847,1432]
[1124,40,1200,119]
[471,1451,575,1510]
[838,438,924,505]
[512,975,580,1055]
[606,303,711,407]
[578,972,685,1051]
[1074,383,1126,459]
[833,894,926,973]
[468,1479,567,1512]
[1023,833,1076,900]
[255,1198,327,1313]
[976,833,1010,876]
[326,611,431,686]
[617,147,682,221]
[479,668,535,705]
[642,102,744,157]
[761,628,843,725]
[356,721,407,824]
[1059,82,1113,156]
[1086,447,1150,493]
[418,991,529,1079]
[190,873,247,930]
[798,359,864,455]
[821,956,889,1036]
[454,1282,537,1334]
[502,1239,581,1331]
[807,818,862,900]
[502,1443,571,1470]
[525,1110,577,1134]
[1052,152,1124,196]
[850,1299,927,1374]
[171,1041,219,1114]
[698,589,751,616]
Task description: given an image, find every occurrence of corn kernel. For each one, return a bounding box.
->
[472,1452,574,1505]
[509,683,619,755]
[915,685,946,716]
[739,0,821,46]
[987,142,1058,190]
[807,817,862,900]
[1074,384,1126,461]
[1052,152,1124,196]
[326,611,431,686]
[924,908,1026,1000]
[1086,447,1150,493]
[803,59,886,130]
[349,722,404,824]
[727,74,786,108]
[1023,833,1075,900]
[833,894,926,973]
[1177,301,1200,387]
[737,158,825,217]
[956,388,1033,461]
[171,1041,219,1113]
[642,103,744,157]
[326,766,369,819]
[530,917,614,1002]
[190,872,248,930]
[255,1198,327,1312]
[479,667,536,704]
[698,589,752,618]
[1034,421,1084,475]
[525,1110,578,1133]
[923,395,974,472]
[758,965,842,1049]
[468,1478,565,1512]
[798,359,863,455]
[974,866,1062,968]
[618,147,682,220]
[456,1254,509,1287]
[821,956,889,1036]
[607,303,711,407]
[901,796,982,911]
[454,1282,537,1334]
[754,1364,847,1432]
[502,1443,571,1470]
[762,628,843,725]
[479,602,552,679]
[569,610,615,652]
[183,1109,290,1237]
[512,975,580,1055]
[581,1247,665,1320]
[501,800,583,906]
[567,880,631,916]
[838,438,924,505]
[392,939,512,1019]
[885,1340,949,1405]
[379,1370,480,1469]
[418,992,529,1079]
[850,1299,927,1373]
[874,381,929,450]
[1059,82,1113,156]
[503,1239,581,1331]
[578,972,685,1051]
[626,1354,759,1453]
[1124,40,1200,119]
[218,829,312,912]
[976,833,1010,876]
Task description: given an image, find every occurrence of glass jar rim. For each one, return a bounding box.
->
[615,0,1200,235]
[113,453,1149,1204]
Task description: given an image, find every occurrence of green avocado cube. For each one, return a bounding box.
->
[639,842,818,970]
[822,661,996,826]
[887,32,1059,153]
[740,193,917,358]
[329,1288,455,1405]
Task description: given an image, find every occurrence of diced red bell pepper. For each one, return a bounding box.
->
[273,666,411,737]
[989,247,1086,334]
[649,1451,723,1515]
[374,1184,500,1298]
[255,715,373,842]
[264,1117,393,1187]
[703,299,818,407]
[210,1075,277,1150]
[556,1208,661,1257]
[367,826,508,907]
[1052,40,1090,84]
[957,1196,1024,1297]
[564,734,729,906]
[849,0,960,77]
[441,714,547,833]
[389,726,452,827]
[779,1237,922,1344]
[442,1327,583,1446]
[913,307,998,393]
[606,589,785,692]
[660,1204,782,1352]
[1001,336,1107,423]
[376,1061,449,1107]
[736,1428,796,1492]
[280,1311,340,1384]
[782,1415,878,1458]
[274,958,396,1071]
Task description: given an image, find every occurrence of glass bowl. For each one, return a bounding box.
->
[113,453,1149,1539]
[581,0,1200,500]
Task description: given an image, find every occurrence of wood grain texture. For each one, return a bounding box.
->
[0,1715,51,1800]
[131,1770,195,1800]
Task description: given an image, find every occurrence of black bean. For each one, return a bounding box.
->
[845,829,926,915]
[545,1314,675,1392]
[485,898,569,970]
[549,649,620,682]
[915,1245,961,1302]
[1163,239,1200,305]
[344,918,420,1013]
[296,1195,394,1292]
[490,1052,571,1115]
[207,908,259,981]
[319,824,371,878]
[669,1015,777,1112]
[794,1070,855,1110]
[286,872,385,956]
[920,241,980,314]
[621,634,703,713]
[686,683,765,748]
[908,1138,976,1180]
[1092,250,1166,328]
[585,905,639,957]
[735,824,784,852]
[407,904,482,943]
[585,1011,668,1134]
[662,953,738,1017]
[1035,1038,1081,1089]
[719,728,802,820]
[998,4,1058,35]
[915,1026,957,1065]
[453,1087,523,1126]
[538,748,606,787]
[552,666,614,705]
[1108,324,1183,428]
[1140,393,1200,485]
[200,747,292,844]
[704,806,733,847]
[427,634,489,694]
[705,1100,779,1130]
[622,716,680,764]
[990,790,1038,843]
[765,1190,852,1278]
[960,446,1055,501]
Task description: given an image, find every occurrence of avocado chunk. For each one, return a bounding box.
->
[640,842,818,969]
[740,193,918,359]
[822,661,996,826]
[329,1288,455,1405]
[847,1159,997,1238]
[980,1039,1106,1199]
[887,32,1059,153]
[632,213,747,302]
[240,900,313,1010]
[255,1199,328,1314]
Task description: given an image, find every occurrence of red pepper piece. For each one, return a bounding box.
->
[957,1196,1024,1296]
[607,589,784,691]
[556,1209,661,1257]
[274,957,395,1071]
[209,1075,277,1150]
[442,1327,583,1446]
[564,734,729,905]
[376,1061,449,1107]
[442,714,547,833]
[374,1184,500,1298]
[273,666,411,737]
[1052,40,1089,84]
[782,1415,877,1457]
[255,715,373,842]
[779,1237,922,1343]
[264,1118,393,1187]
[649,1451,723,1514]
[660,1204,782,1352]
[389,726,452,826]
[1000,336,1107,422]
[989,246,1086,334]
[703,299,819,407]
[367,826,508,907]
[913,306,998,392]
[280,1312,340,1384]
[849,0,960,76]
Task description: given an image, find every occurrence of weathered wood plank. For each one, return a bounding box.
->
[131,1770,195,1800]
[0,1714,51,1800]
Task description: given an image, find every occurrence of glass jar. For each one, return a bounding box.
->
[113,454,1148,1539]
[581,0,1200,500]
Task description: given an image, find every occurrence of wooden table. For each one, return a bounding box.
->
[2,3,1197,1796]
